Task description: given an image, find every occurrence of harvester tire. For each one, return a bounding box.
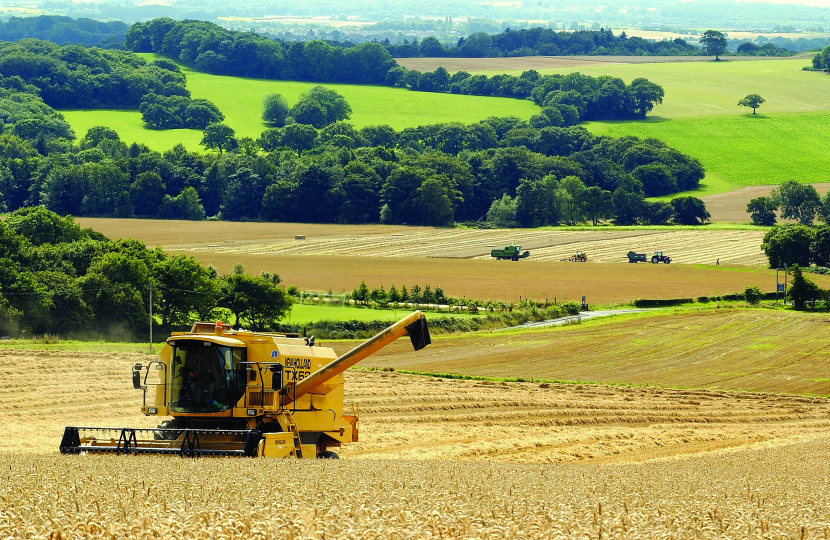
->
[318,451,340,459]
[511,256,518,261]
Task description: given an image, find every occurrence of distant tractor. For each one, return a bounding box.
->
[627,251,672,264]
[569,252,587,262]
[491,246,530,261]
[651,251,671,264]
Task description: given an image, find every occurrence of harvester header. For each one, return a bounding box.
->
[61,311,430,459]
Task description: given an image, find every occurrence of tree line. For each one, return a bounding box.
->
[0,79,705,227]
[0,15,128,49]
[123,19,666,122]
[0,39,224,132]
[0,39,184,109]
[0,206,292,338]
[386,28,702,58]
[125,18,397,83]
[0,23,666,128]
[747,180,830,227]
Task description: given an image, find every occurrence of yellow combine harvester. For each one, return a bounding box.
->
[60,311,430,458]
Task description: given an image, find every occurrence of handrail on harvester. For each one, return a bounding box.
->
[279,310,430,407]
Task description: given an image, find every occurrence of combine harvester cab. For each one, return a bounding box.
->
[60,311,431,458]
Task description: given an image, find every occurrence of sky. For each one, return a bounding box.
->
[734,0,830,6]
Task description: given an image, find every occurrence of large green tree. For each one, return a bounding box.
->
[771,180,821,225]
[154,254,217,327]
[221,273,292,330]
[700,30,728,60]
[200,123,235,154]
[762,224,814,268]
[583,186,613,226]
[261,93,290,126]
[290,86,351,128]
[747,196,777,226]
[787,264,822,310]
[626,78,664,119]
[670,196,710,225]
[280,123,318,155]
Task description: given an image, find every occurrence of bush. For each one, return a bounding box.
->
[744,285,762,305]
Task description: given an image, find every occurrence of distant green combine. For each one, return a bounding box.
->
[491,246,530,261]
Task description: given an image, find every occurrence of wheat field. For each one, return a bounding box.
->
[3,443,830,539]
[2,340,830,537]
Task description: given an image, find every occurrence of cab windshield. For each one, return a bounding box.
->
[169,342,247,413]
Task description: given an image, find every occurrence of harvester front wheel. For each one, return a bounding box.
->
[318,450,339,459]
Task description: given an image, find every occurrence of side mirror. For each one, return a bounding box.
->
[132,364,143,389]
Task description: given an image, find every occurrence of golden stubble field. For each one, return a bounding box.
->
[74,218,809,305]
[354,308,830,395]
[2,325,830,538]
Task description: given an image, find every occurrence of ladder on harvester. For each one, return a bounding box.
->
[280,411,303,458]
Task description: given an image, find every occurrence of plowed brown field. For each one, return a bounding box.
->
[702,183,830,223]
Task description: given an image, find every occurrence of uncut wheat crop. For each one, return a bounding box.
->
[2,443,830,539]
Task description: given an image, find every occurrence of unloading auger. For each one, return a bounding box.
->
[60,311,430,458]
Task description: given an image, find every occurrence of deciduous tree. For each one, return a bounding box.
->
[771,180,821,225]
[200,123,235,154]
[700,30,728,60]
[762,224,814,268]
[747,196,777,226]
[738,94,765,115]
[670,196,710,225]
[261,93,289,126]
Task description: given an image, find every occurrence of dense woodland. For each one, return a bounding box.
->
[0,38,195,109]
[0,206,291,338]
[0,15,809,59]
[0,16,128,48]
[0,77,704,228]
[0,21,703,230]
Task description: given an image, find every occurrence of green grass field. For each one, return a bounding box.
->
[493,58,830,119]
[285,303,475,325]
[61,61,539,152]
[489,58,830,196]
[588,112,830,195]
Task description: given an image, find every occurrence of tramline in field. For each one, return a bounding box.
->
[60,311,430,458]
